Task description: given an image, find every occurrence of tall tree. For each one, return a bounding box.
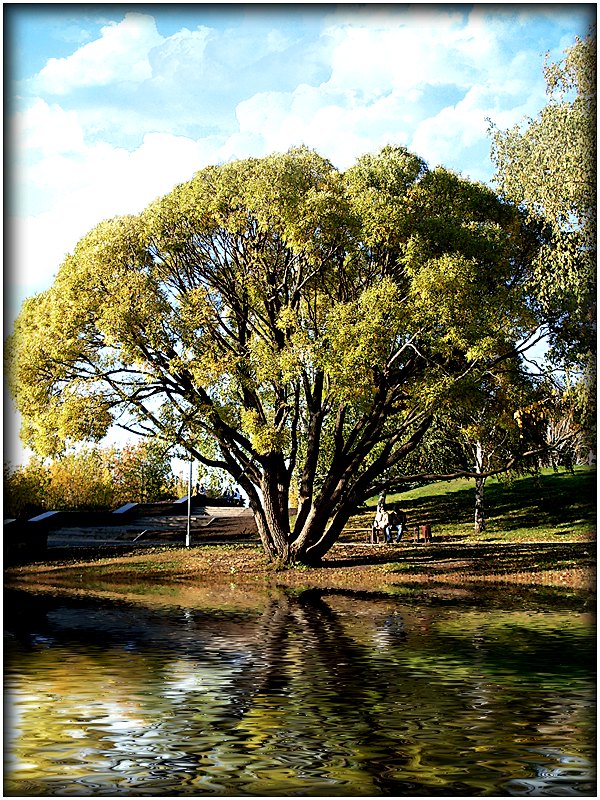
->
[7,146,543,564]
[460,372,553,534]
[381,366,556,533]
[489,29,596,373]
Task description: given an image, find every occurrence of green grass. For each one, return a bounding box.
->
[350,465,596,543]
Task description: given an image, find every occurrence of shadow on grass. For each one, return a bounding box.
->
[323,540,596,578]
[386,469,596,532]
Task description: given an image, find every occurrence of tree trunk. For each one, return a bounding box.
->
[302,504,353,564]
[243,455,293,563]
[474,475,486,533]
[289,503,333,565]
[262,471,292,562]
[473,440,486,533]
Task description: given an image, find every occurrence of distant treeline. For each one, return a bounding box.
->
[4,442,182,520]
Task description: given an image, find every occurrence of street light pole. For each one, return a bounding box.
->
[186,458,192,548]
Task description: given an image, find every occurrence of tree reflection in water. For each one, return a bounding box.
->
[4,586,595,796]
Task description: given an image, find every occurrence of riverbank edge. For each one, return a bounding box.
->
[4,537,595,611]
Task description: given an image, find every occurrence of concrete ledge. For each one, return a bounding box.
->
[29,510,63,523]
[113,503,139,515]
[5,495,215,563]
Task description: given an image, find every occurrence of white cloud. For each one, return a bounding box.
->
[148,26,211,80]
[9,127,222,310]
[265,29,291,54]
[230,82,416,169]
[10,211,77,294]
[13,98,85,157]
[410,103,486,174]
[36,12,163,93]
[324,8,485,99]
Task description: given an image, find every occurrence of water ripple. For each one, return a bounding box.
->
[4,588,595,796]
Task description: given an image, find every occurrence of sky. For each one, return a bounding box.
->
[4,2,595,466]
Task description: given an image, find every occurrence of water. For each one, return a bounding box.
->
[4,586,596,796]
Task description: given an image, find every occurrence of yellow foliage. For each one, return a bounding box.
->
[318,278,403,401]
[240,408,288,455]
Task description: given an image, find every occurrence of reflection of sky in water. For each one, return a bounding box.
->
[4,589,595,797]
[371,612,407,649]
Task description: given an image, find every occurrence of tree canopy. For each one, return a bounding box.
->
[8,145,545,564]
[490,29,596,373]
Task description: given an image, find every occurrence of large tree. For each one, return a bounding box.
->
[8,146,543,564]
[490,29,596,373]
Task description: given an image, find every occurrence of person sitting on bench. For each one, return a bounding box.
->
[372,504,389,544]
[386,507,407,543]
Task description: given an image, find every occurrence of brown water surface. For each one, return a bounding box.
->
[3,586,595,796]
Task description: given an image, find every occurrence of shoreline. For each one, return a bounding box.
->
[5,537,595,611]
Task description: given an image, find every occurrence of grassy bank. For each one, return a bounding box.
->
[5,466,595,604]
[352,465,596,542]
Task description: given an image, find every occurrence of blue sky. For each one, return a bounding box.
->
[4,2,595,465]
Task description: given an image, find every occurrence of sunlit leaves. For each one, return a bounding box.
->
[319,277,403,402]
[490,30,596,368]
[240,408,289,455]
[344,146,427,274]
[406,253,508,358]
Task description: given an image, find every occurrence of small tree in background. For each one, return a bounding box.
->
[378,366,556,533]
[44,448,114,511]
[109,440,177,506]
[3,458,50,519]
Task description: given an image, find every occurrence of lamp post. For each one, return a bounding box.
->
[186,458,192,548]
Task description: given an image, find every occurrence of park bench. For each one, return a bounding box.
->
[359,522,433,544]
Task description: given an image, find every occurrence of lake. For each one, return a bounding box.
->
[4,585,595,796]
